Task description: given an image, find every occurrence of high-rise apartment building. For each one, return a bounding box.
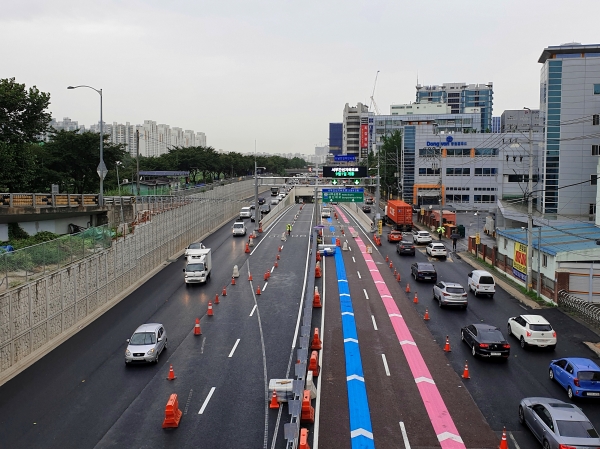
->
[538,43,600,216]
[415,82,494,132]
[329,123,343,155]
[342,103,372,160]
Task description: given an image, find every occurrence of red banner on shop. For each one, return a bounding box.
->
[360,124,368,148]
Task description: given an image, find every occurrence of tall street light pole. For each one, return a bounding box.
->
[524,107,533,292]
[116,161,124,225]
[254,160,266,236]
[68,85,108,206]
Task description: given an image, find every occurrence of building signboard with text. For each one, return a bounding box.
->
[513,242,528,281]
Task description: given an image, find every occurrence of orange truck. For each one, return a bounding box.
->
[386,200,413,231]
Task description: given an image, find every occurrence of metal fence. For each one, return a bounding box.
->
[0,227,113,291]
[558,290,600,328]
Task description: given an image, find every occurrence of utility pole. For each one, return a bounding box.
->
[136,129,140,196]
[254,159,259,236]
[374,143,381,235]
[525,107,533,292]
[537,226,542,298]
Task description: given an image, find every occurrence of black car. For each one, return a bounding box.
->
[397,241,415,256]
[260,204,270,215]
[461,323,510,359]
[362,205,371,213]
[410,262,437,282]
[258,197,266,205]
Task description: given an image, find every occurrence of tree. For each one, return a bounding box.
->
[0,78,52,192]
[379,130,403,199]
[41,130,127,194]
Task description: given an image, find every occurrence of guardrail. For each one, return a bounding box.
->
[0,193,100,208]
[558,290,600,328]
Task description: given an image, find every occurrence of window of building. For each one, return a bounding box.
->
[446,195,469,202]
[474,187,497,191]
[542,254,548,268]
[594,84,600,95]
[592,174,598,186]
[593,114,600,126]
[590,203,597,215]
[446,168,470,176]
[474,195,496,202]
[418,168,440,176]
[474,168,497,176]
[593,145,600,156]
[419,148,441,157]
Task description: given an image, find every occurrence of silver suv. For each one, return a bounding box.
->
[125,323,167,365]
[432,281,468,309]
[413,230,432,244]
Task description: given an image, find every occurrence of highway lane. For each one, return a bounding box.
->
[375,229,600,449]
[0,201,314,449]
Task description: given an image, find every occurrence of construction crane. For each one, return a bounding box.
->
[369,70,381,115]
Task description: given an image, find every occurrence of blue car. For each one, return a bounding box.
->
[549,357,600,399]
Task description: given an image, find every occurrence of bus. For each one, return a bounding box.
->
[271,187,279,196]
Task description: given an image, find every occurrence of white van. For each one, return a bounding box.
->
[270,198,279,206]
[467,270,495,297]
[239,207,252,219]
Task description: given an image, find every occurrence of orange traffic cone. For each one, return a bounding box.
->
[315,263,322,278]
[166,364,177,380]
[274,260,278,268]
[406,283,410,293]
[413,292,418,304]
[277,254,280,260]
[258,223,263,233]
[269,390,279,409]
[396,273,401,282]
[443,335,451,352]
[499,427,508,449]
[299,428,310,449]
[423,309,430,321]
[301,390,315,424]
[393,268,397,276]
[245,243,250,253]
[256,285,261,295]
[222,286,227,296]
[207,302,213,316]
[462,360,470,379]
[194,318,202,335]
[336,238,340,247]
[311,328,322,350]
[248,272,253,281]
[385,255,389,262]
[308,351,320,377]
[214,293,220,304]
[264,271,270,281]
[341,228,344,235]
[389,262,393,269]
[278,246,282,252]
[313,288,322,308]
[231,276,236,285]
[316,251,321,262]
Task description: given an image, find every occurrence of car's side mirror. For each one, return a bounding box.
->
[126,339,130,343]
[183,269,185,272]
[158,337,162,342]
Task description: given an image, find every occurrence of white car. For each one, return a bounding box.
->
[426,242,447,259]
[125,323,167,365]
[321,207,331,218]
[507,315,557,349]
[232,221,247,236]
[413,230,432,244]
[467,270,495,297]
[239,207,252,219]
[185,242,206,257]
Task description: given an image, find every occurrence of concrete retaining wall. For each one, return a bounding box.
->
[0,181,258,385]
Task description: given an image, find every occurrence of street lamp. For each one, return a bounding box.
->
[524,106,534,292]
[67,85,107,206]
[116,161,124,225]
[254,161,266,236]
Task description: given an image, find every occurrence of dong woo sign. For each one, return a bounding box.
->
[512,242,528,281]
[360,124,368,148]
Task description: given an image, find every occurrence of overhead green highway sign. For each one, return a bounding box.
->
[322,188,364,203]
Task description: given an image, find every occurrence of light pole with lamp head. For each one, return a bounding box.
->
[115,161,124,225]
[67,85,107,207]
[254,161,266,236]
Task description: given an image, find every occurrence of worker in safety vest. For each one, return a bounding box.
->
[286,223,292,236]
[436,225,445,241]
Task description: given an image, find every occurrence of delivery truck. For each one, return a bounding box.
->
[183,247,212,285]
[386,199,413,232]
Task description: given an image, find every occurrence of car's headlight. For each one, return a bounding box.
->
[125,349,131,356]
[147,348,155,355]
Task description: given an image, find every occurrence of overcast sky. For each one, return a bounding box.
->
[2,0,599,155]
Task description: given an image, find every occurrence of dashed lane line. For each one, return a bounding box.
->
[198,387,216,414]
[228,339,241,358]
[381,354,390,376]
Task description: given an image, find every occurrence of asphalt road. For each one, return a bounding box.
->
[0,199,313,449]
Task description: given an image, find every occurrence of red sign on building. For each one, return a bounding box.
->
[360,124,368,148]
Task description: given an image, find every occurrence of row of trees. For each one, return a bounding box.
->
[362,130,404,200]
[0,77,307,194]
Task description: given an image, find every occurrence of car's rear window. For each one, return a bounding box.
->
[418,232,429,236]
[234,224,244,228]
[578,371,600,381]
[446,287,465,294]
[130,332,156,345]
[529,324,553,332]
[418,264,435,271]
[479,276,494,284]
[556,420,599,438]
[480,330,503,340]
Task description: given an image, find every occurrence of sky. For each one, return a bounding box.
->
[2,0,600,156]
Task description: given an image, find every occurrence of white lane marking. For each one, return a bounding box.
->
[363,289,369,300]
[198,387,216,414]
[228,339,241,358]
[352,256,356,263]
[349,246,352,251]
[347,374,364,382]
[519,304,527,310]
[271,266,275,273]
[357,271,362,279]
[437,432,464,443]
[350,429,373,439]
[400,340,416,346]
[399,422,411,449]
[509,431,521,449]
[381,354,390,376]
[371,315,378,330]
[340,293,351,297]
[342,311,354,316]
[344,338,359,343]
[262,282,268,291]
[415,377,435,385]
[200,336,206,354]
[249,305,257,316]
[389,313,403,318]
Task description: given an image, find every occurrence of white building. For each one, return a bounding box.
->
[342,103,372,161]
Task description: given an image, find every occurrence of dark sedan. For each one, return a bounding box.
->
[260,204,270,215]
[396,241,415,256]
[410,262,437,282]
[461,323,510,359]
[258,197,266,205]
[362,205,371,213]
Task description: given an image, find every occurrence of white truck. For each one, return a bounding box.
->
[183,248,212,285]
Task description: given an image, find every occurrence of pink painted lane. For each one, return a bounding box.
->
[335,206,466,449]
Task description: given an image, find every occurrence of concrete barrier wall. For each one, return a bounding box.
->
[340,203,373,233]
[0,181,259,384]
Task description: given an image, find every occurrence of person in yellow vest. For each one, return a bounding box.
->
[286,223,292,236]
[436,225,445,241]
